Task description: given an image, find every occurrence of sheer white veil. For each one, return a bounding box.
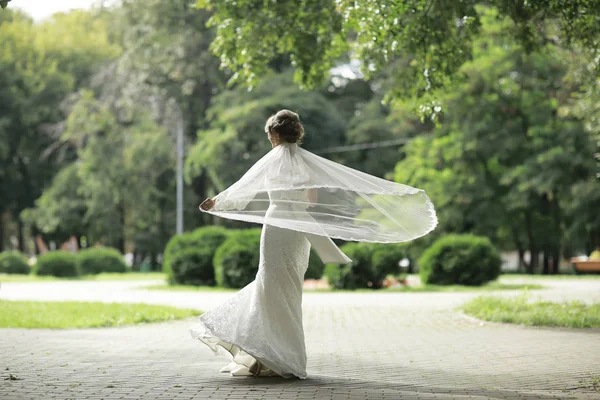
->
[201,142,437,243]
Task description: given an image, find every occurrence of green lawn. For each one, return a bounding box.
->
[501,273,600,280]
[0,300,200,329]
[305,282,544,293]
[143,284,237,292]
[461,295,600,328]
[141,281,543,293]
[355,282,543,292]
[0,272,166,283]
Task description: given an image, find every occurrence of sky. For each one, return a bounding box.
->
[14,0,100,21]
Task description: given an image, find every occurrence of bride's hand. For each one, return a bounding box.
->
[200,198,215,211]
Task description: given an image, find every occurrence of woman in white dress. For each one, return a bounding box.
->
[191,110,437,379]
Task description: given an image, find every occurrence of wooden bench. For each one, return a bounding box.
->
[570,258,600,274]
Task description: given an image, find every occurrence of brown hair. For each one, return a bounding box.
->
[264,109,304,144]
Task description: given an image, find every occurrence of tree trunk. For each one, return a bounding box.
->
[31,225,39,255]
[133,249,140,271]
[512,226,525,272]
[525,210,537,274]
[542,251,550,275]
[552,249,561,275]
[550,196,562,275]
[151,251,158,271]
[117,201,126,254]
[0,211,4,252]
[518,248,525,272]
[17,217,25,253]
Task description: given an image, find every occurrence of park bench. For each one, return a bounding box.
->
[570,258,600,274]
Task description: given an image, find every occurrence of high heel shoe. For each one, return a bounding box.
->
[249,360,281,377]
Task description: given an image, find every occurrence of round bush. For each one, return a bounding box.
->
[324,242,406,289]
[0,251,30,275]
[213,229,261,288]
[170,248,215,285]
[419,234,501,286]
[78,247,127,275]
[35,251,79,277]
[371,243,407,278]
[163,226,228,284]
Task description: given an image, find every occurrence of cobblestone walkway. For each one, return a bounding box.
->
[1,277,599,399]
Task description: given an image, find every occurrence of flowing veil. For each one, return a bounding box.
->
[202,142,437,243]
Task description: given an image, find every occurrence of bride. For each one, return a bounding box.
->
[190,109,437,379]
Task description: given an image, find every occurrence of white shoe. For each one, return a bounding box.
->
[219,361,237,373]
[230,363,253,376]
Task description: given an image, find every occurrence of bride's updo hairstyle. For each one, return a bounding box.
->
[265,109,304,144]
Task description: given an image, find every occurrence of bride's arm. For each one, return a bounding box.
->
[199,198,215,211]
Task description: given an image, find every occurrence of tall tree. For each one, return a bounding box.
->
[0,11,72,251]
[196,0,600,118]
[394,8,597,273]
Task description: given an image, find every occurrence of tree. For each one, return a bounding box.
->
[0,11,73,251]
[197,0,600,117]
[21,163,88,246]
[55,90,175,256]
[394,8,597,273]
[116,0,226,138]
[0,8,121,251]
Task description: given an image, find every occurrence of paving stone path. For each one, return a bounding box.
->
[1,277,599,400]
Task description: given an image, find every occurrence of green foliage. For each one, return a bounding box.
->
[170,248,215,286]
[213,229,261,288]
[0,300,200,329]
[35,251,79,277]
[395,9,598,271]
[0,251,30,275]
[77,247,127,275]
[197,1,600,116]
[305,249,325,280]
[197,0,344,89]
[419,234,501,286]
[1,8,121,253]
[0,12,74,237]
[325,242,406,289]
[21,164,87,244]
[162,226,229,283]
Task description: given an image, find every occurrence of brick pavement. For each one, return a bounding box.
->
[1,278,599,400]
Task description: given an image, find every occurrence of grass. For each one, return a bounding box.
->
[141,281,543,293]
[305,282,544,293]
[0,272,166,283]
[0,300,200,329]
[461,294,600,328]
[143,284,237,292]
[501,273,600,280]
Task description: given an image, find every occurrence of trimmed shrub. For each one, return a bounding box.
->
[78,247,127,275]
[305,249,325,280]
[325,242,406,289]
[163,226,228,284]
[419,234,501,286]
[170,248,215,285]
[213,229,262,288]
[35,251,79,277]
[0,251,30,275]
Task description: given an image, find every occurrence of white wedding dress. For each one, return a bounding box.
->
[190,189,348,379]
[190,142,437,378]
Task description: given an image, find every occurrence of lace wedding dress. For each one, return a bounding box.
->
[190,142,437,378]
[190,189,335,379]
